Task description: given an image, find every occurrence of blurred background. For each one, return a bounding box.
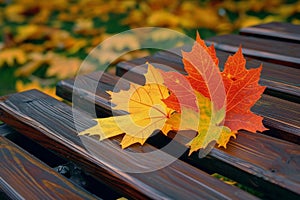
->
[0,0,299,98]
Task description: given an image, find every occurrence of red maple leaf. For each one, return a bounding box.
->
[162,32,226,112]
[162,33,267,133]
[221,47,267,132]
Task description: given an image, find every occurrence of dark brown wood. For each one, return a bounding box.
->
[240,22,300,43]
[56,73,300,199]
[0,123,17,137]
[0,135,98,200]
[206,34,300,68]
[0,90,257,200]
[117,48,300,102]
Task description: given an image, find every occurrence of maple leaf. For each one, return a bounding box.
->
[164,34,266,134]
[183,34,226,110]
[46,53,83,79]
[161,33,266,155]
[14,53,47,77]
[14,52,90,79]
[15,24,40,43]
[80,64,177,148]
[162,33,226,112]
[0,48,27,67]
[221,47,267,132]
[195,32,219,66]
[101,34,140,51]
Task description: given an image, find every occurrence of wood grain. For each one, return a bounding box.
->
[206,34,300,68]
[56,73,300,199]
[0,135,98,200]
[240,22,300,43]
[0,90,257,200]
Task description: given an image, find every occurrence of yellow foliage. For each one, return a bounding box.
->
[46,54,83,79]
[15,53,47,77]
[4,4,25,22]
[15,52,93,79]
[15,24,40,43]
[147,10,180,27]
[0,49,27,67]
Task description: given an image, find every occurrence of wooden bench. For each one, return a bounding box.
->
[1,22,299,199]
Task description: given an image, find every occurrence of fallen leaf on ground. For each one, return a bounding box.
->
[0,48,27,67]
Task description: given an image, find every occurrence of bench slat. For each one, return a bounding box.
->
[56,73,300,199]
[206,34,300,68]
[240,22,300,43]
[0,134,98,200]
[0,90,257,200]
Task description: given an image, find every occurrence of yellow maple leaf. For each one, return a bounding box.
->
[80,64,176,148]
[0,48,27,67]
[15,24,40,43]
[14,53,47,77]
[147,10,180,27]
[100,34,140,51]
[15,52,91,79]
[4,4,25,23]
[46,54,83,79]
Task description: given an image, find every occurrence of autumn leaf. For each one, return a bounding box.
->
[101,34,140,51]
[0,48,27,67]
[190,38,267,133]
[14,52,47,77]
[183,34,226,111]
[221,47,267,132]
[195,32,219,66]
[14,52,90,79]
[15,24,40,43]
[162,33,226,112]
[161,33,266,155]
[80,63,177,148]
[164,34,266,134]
[46,53,83,79]
[147,10,180,27]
